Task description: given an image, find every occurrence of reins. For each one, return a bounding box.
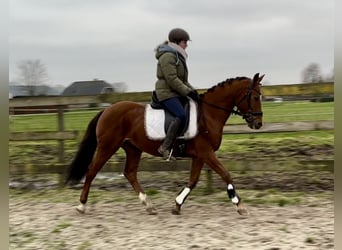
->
[200,99,232,114]
[197,98,241,135]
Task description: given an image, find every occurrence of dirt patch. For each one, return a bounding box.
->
[231,170,333,192]
[9,168,333,194]
[9,139,334,167]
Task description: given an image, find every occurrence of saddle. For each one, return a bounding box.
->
[144,91,198,140]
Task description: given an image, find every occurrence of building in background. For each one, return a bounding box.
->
[62,79,114,96]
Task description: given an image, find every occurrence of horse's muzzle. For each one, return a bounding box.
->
[243,112,263,130]
[252,121,263,129]
[246,115,263,129]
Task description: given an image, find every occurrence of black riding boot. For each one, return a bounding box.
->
[158,118,182,160]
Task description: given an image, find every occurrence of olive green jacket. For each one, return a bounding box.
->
[154,44,195,101]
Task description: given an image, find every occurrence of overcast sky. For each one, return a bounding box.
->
[9,0,334,92]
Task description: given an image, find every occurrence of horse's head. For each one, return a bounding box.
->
[234,73,264,129]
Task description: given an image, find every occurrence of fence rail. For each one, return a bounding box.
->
[9,120,334,141]
[223,121,333,134]
[9,131,79,141]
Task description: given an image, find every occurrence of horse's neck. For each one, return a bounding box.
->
[202,93,234,126]
[200,95,234,149]
[203,106,230,130]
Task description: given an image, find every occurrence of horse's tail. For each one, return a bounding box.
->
[65,110,104,184]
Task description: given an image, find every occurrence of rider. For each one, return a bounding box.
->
[154,28,200,160]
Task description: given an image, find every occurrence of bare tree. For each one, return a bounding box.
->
[301,63,323,83]
[326,68,334,82]
[17,59,49,96]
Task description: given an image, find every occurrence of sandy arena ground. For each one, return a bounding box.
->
[10,182,333,250]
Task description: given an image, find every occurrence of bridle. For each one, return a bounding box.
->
[233,80,263,123]
[200,80,263,123]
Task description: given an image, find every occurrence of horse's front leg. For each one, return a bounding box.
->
[172,158,204,215]
[204,151,248,216]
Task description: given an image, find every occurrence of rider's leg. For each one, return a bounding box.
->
[158,117,182,159]
[158,97,187,160]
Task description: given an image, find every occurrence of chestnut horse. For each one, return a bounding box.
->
[66,73,264,216]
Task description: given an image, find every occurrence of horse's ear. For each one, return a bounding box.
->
[253,73,260,83]
[253,73,265,86]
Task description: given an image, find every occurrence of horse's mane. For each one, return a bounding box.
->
[201,76,249,96]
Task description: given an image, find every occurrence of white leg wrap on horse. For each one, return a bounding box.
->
[77,203,86,213]
[175,187,191,205]
[231,196,239,204]
[139,192,147,205]
[227,184,239,204]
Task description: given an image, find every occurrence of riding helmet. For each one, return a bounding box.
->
[168,28,191,43]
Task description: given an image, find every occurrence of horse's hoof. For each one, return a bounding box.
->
[171,207,181,215]
[236,203,249,216]
[172,203,181,215]
[76,203,86,214]
[146,207,158,215]
[171,208,180,215]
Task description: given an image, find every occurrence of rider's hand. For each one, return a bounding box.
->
[187,90,200,102]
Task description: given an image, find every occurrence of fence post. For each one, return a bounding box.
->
[57,106,65,163]
[205,168,214,194]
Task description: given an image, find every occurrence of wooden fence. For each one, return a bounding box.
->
[9,95,334,191]
[9,96,98,162]
[9,95,334,163]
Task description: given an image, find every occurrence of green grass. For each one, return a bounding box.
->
[77,241,92,250]
[226,100,333,125]
[9,101,333,132]
[218,130,333,154]
[279,226,290,233]
[305,237,315,244]
[9,130,333,166]
[145,189,160,196]
[51,221,72,233]
[8,100,334,169]
[9,110,99,132]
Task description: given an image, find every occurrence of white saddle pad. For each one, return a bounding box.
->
[144,99,198,140]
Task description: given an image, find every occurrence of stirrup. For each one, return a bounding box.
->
[166,148,176,161]
[158,147,176,161]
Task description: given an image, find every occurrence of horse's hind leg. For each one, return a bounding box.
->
[122,141,157,215]
[172,158,204,215]
[77,143,120,214]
